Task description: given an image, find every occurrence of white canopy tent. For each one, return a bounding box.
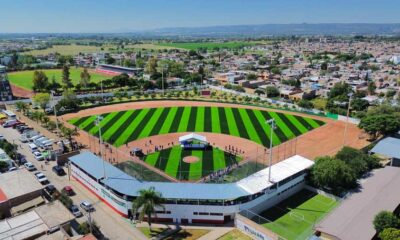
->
[179,133,208,144]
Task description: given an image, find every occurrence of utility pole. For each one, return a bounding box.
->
[343,92,353,147]
[95,115,106,179]
[50,90,60,166]
[266,119,276,183]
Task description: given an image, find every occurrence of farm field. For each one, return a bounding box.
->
[7,68,110,90]
[22,44,103,56]
[68,106,325,148]
[155,41,257,50]
[255,189,338,240]
[142,146,241,181]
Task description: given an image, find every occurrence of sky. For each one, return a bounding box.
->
[0,0,399,33]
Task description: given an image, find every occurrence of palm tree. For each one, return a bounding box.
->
[60,126,79,147]
[132,187,164,229]
[31,111,45,123]
[15,101,28,115]
[41,115,50,128]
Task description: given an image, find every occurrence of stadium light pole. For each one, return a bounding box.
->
[95,115,106,179]
[343,92,353,147]
[266,119,276,183]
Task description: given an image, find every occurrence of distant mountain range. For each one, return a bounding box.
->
[1,23,400,39]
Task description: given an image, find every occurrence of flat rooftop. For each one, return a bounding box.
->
[0,169,43,202]
[0,201,74,240]
[315,167,400,240]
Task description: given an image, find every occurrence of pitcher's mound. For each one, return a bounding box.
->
[183,156,200,163]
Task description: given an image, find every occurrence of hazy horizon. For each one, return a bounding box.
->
[0,0,399,33]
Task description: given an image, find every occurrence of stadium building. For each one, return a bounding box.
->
[69,151,314,224]
[96,64,143,77]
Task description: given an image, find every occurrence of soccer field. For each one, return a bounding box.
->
[7,68,110,91]
[69,106,325,147]
[256,189,338,240]
[143,145,241,181]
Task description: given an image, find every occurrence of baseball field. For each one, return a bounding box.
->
[68,106,325,148]
[143,145,241,181]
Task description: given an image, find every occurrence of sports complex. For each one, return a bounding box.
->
[63,100,367,239]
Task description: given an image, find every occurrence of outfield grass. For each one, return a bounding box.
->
[7,68,110,91]
[207,161,267,183]
[256,189,338,240]
[69,106,325,148]
[155,41,256,50]
[143,146,241,181]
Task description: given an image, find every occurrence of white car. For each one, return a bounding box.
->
[80,201,95,212]
[24,162,36,171]
[34,172,48,184]
[33,151,44,161]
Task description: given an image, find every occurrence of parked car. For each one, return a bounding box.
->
[70,205,83,217]
[34,172,48,184]
[33,151,44,161]
[12,122,24,129]
[2,119,18,128]
[8,167,17,172]
[52,165,66,176]
[0,134,4,140]
[62,186,75,196]
[45,184,56,195]
[24,162,36,171]
[80,201,95,212]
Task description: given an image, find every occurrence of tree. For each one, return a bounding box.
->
[368,81,377,95]
[329,82,352,99]
[105,56,116,64]
[373,211,400,233]
[32,93,50,112]
[132,187,164,229]
[145,57,158,75]
[246,73,257,80]
[265,86,280,97]
[298,100,314,109]
[62,65,73,89]
[80,68,91,88]
[15,101,29,115]
[31,111,45,123]
[335,147,368,177]
[60,126,79,147]
[359,114,400,140]
[310,156,357,194]
[32,70,49,92]
[379,228,400,240]
[321,62,328,70]
[350,98,369,111]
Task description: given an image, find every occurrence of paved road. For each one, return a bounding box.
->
[1,126,147,240]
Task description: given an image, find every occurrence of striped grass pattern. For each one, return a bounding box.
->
[69,106,325,147]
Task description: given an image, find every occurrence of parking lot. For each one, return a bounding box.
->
[0,113,147,240]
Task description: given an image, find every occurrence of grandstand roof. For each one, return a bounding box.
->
[370,137,400,159]
[98,64,142,71]
[70,151,313,200]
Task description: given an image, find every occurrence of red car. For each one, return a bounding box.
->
[63,186,75,196]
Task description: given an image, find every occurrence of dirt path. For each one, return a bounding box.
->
[10,84,33,98]
[61,100,370,181]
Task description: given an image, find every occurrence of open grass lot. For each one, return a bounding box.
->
[156,41,257,50]
[7,68,110,90]
[22,44,103,56]
[217,229,252,240]
[138,227,210,240]
[69,106,325,148]
[142,146,241,181]
[255,189,338,240]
